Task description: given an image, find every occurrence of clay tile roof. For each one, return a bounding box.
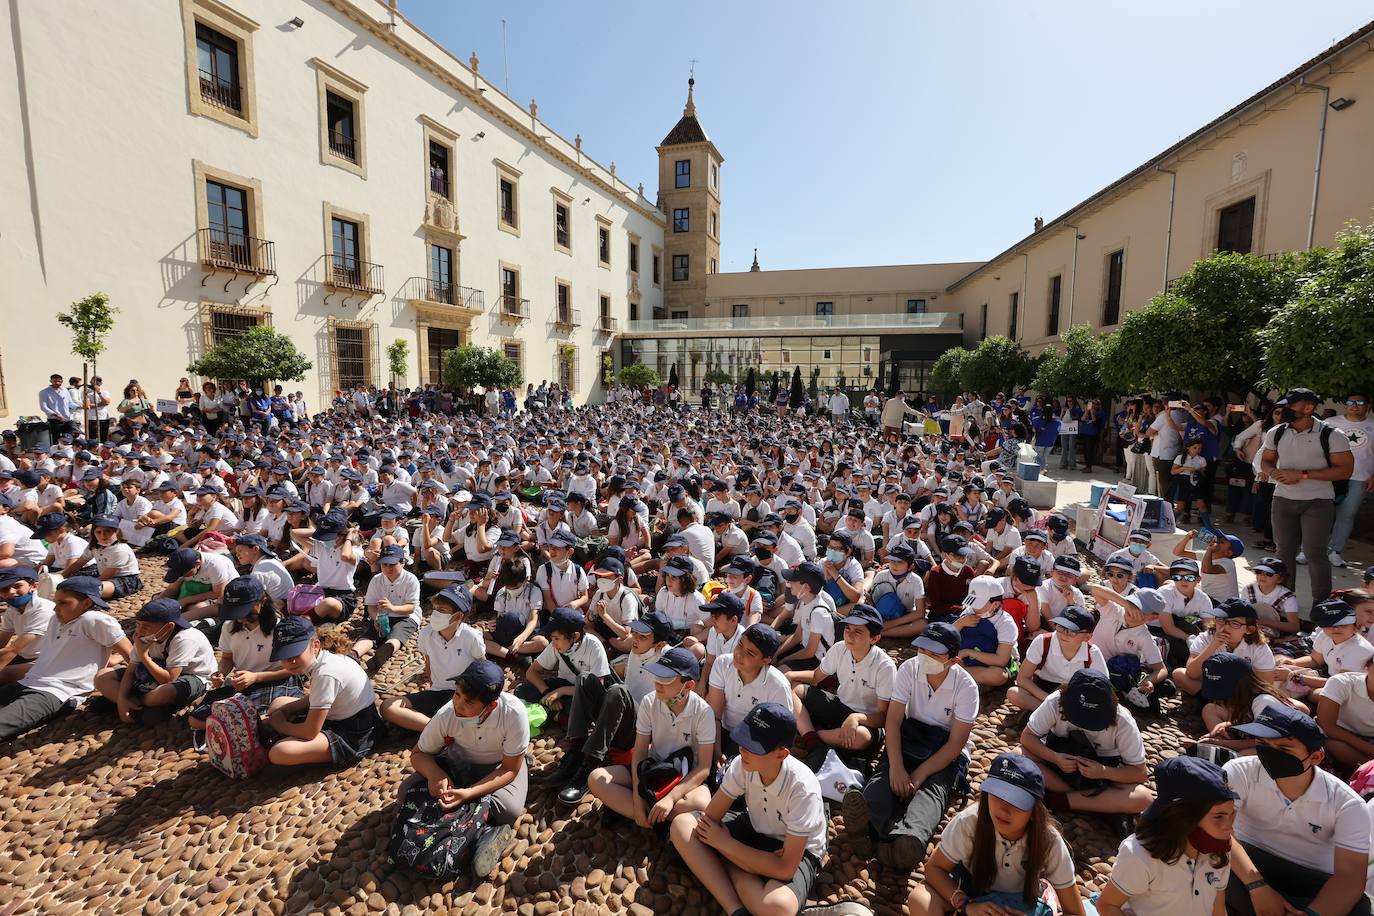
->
[661,114,709,147]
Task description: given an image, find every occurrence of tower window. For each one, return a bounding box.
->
[672,255,689,281]
[675,159,690,188]
[673,208,689,233]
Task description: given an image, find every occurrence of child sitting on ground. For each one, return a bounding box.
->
[352,545,421,671]
[0,566,54,680]
[1006,606,1107,713]
[381,585,485,733]
[1090,586,1176,709]
[1173,598,1276,695]
[952,575,1017,689]
[1277,598,1374,697]
[791,603,895,768]
[94,597,215,727]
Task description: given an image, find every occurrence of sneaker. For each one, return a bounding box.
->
[840,788,874,859]
[1125,687,1152,709]
[1297,551,1308,565]
[891,834,925,870]
[470,823,513,878]
[1330,551,1347,568]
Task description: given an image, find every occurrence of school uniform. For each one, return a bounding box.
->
[1022,632,1108,692]
[361,569,422,645]
[803,642,896,737]
[1312,629,1374,675]
[785,595,837,669]
[1186,632,1276,674]
[985,524,1023,555]
[92,542,143,598]
[589,586,640,644]
[1108,832,1229,916]
[657,588,706,636]
[249,555,293,602]
[401,622,489,718]
[707,653,794,731]
[535,560,588,609]
[408,692,530,823]
[1034,582,1086,621]
[635,688,715,766]
[308,541,360,619]
[192,623,305,720]
[114,496,154,547]
[48,532,93,577]
[936,805,1076,896]
[0,516,46,565]
[305,650,381,767]
[491,583,543,648]
[1092,601,1165,692]
[1243,583,1300,631]
[568,645,663,762]
[1027,690,1147,771]
[0,610,127,739]
[704,623,744,660]
[1321,672,1374,739]
[0,594,56,663]
[718,754,828,908]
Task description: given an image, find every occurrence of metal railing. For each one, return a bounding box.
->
[621,311,962,336]
[198,70,241,113]
[498,296,530,319]
[499,205,517,227]
[325,254,384,295]
[598,315,619,333]
[554,308,581,328]
[404,277,484,313]
[198,227,276,275]
[328,130,357,162]
[429,173,449,197]
[556,227,570,247]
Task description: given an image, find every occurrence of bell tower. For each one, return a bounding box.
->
[657,77,723,318]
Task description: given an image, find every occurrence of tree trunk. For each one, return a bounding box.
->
[82,362,91,440]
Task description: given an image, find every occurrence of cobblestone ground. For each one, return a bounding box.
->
[0,553,1204,916]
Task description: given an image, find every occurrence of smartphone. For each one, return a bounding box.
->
[1227,403,1247,414]
[1194,529,1218,550]
[1168,400,1186,409]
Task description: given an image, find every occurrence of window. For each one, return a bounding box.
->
[334,326,368,389]
[196,23,240,113]
[553,197,571,250]
[673,208,690,233]
[313,59,366,177]
[629,240,639,273]
[500,267,520,311]
[732,304,749,318]
[426,327,461,384]
[710,211,717,237]
[184,1,259,135]
[326,92,356,161]
[675,159,690,188]
[429,244,453,302]
[815,301,834,317]
[980,303,988,340]
[503,341,523,366]
[1217,196,1256,254]
[499,179,517,229]
[428,140,451,198]
[600,295,611,322]
[905,298,926,314]
[709,257,717,274]
[1103,250,1125,325]
[671,311,688,320]
[1046,275,1061,336]
[205,179,251,268]
[210,309,260,348]
[711,163,718,189]
[629,302,639,321]
[330,216,360,286]
[1008,292,1019,339]
[652,253,661,285]
[556,282,572,324]
[672,255,689,281]
[598,224,611,266]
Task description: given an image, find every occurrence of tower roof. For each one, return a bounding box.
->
[660,78,711,147]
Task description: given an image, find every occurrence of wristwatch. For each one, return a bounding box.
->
[1244,878,1268,892]
[1301,469,1310,479]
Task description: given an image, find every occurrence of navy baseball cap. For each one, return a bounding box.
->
[136,597,191,629]
[592,556,626,578]
[451,659,505,702]
[90,514,120,530]
[1010,556,1043,586]
[1128,528,1153,544]
[547,607,587,635]
[729,701,797,755]
[1123,588,1167,616]
[1252,557,1287,577]
[741,623,782,658]
[1283,388,1320,405]
[662,556,696,578]
[0,565,40,586]
[233,533,274,556]
[270,615,317,661]
[1062,669,1116,731]
[547,529,577,549]
[980,752,1046,811]
[1143,756,1238,821]
[1200,652,1252,701]
[1050,605,1095,633]
[886,542,917,563]
[913,621,961,656]
[1233,704,1326,751]
[164,547,202,582]
[432,584,473,616]
[722,557,755,578]
[629,610,674,643]
[643,645,701,681]
[310,517,343,540]
[1203,597,1257,621]
[378,545,406,565]
[219,576,265,620]
[32,512,68,535]
[1023,529,1049,544]
[1313,598,1358,628]
[838,603,883,632]
[781,562,825,593]
[1052,555,1082,575]
[702,591,745,619]
[663,534,689,550]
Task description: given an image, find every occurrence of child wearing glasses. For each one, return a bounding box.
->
[1151,557,1213,669]
[1242,557,1302,637]
[1173,598,1276,696]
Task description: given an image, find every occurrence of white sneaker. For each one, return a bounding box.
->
[1296,551,1308,565]
[1330,551,1347,568]
[1125,687,1152,709]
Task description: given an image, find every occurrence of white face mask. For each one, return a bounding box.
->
[429,611,453,631]
[596,578,617,594]
[916,654,945,676]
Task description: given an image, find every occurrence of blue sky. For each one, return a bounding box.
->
[401,1,1371,272]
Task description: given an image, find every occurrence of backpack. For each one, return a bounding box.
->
[1273,421,1348,500]
[1032,633,1094,673]
[388,772,493,878]
[871,577,907,622]
[204,693,268,779]
[285,584,326,617]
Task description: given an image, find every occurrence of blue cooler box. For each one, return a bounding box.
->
[1017,461,1041,482]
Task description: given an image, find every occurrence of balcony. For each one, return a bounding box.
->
[328,129,357,163]
[198,70,241,114]
[324,255,384,296]
[597,315,619,334]
[198,227,276,276]
[498,205,517,228]
[553,308,581,330]
[497,296,530,322]
[620,310,964,338]
[429,173,449,198]
[404,277,484,317]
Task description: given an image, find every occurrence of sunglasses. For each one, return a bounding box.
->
[1254,569,1279,577]
[1106,571,1132,580]
[1347,400,1368,407]
[1171,574,1199,582]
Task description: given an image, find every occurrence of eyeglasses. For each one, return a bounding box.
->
[1254,570,1278,577]
[1106,571,1132,580]
[1171,574,1198,582]
[1347,399,1368,407]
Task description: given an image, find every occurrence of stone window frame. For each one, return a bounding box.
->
[1201,171,1269,260]
[327,316,377,389]
[496,159,522,236]
[596,215,613,269]
[181,0,260,137]
[313,58,368,179]
[499,338,525,377]
[321,202,374,269]
[192,159,266,264]
[551,188,573,255]
[197,300,272,354]
[651,246,663,287]
[555,277,574,325]
[420,114,459,205]
[627,233,641,275]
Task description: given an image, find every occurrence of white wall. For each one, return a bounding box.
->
[0,0,663,415]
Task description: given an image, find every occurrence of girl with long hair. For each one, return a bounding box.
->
[907,752,1087,915]
[1190,652,1302,755]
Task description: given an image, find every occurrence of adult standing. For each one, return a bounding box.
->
[1260,388,1353,607]
[1183,398,1224,512]
[1058,396,1082,470]
[198,382,224,435]
[85,377,112,442]
[38,374,75,443]
[879,391,921,438]
[1145,398,1185,498]
[1327,389,1374,568]
[828,388,849,425]
[1079,399,1103,472]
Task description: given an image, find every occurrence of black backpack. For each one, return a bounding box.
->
[388,771,493,878]
[1273,421,1348,500]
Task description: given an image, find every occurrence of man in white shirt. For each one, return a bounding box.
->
[1327,388,1374,567]
[829,389,850,424]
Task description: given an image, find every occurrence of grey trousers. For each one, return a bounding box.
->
[1272,496,1336,606]
[0,685,65,741]
[397,755,529,826]
[566,673,636,761]
[861,755,964,845]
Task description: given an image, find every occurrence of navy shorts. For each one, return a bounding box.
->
[322,704,383,768]
[109,574,144,599]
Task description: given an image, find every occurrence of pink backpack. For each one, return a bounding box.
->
[285,584,326,617]
[204,693,268,779]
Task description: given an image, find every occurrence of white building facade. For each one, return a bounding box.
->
[0,0,664,414]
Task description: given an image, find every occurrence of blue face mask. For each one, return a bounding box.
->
[1128,543,1146,556]
[826,548,846,564]
[7,592,34,609]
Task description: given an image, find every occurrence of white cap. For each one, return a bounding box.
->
[453,489,473,502]
[962,574,1005,611]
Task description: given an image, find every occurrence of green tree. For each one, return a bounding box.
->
[57,292,118,431]
[187,325,310,388]
[929,347,968,400]
[1032,325,1112,398]
[958,336,1035,396]
[617,362,663,388]
[385,339,409,387]
[703,368,733,387]
[442,345,523,393]
[1261,222,1374,398]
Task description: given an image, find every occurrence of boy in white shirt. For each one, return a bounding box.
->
[951,575,1018,688]
[381,585,485,732]
[792,603,895,766]
[0,566,56,673]
[353,545,421,671]
[1006,605,1107,712]
[93,597,214,726]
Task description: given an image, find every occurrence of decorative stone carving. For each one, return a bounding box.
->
[425,196,457,232]
[1231,151,1247,184]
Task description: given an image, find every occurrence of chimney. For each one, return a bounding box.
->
[1033,216,1044,233]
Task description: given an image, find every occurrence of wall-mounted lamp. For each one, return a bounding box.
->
[474,131,485,139]
[1076,233,1086,240]
[1330,97,1356,111]
[288,16,304,28]
[582,198,590,204]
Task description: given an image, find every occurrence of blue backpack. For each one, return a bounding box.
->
[959,616,1002,667]
[871,579,907,621]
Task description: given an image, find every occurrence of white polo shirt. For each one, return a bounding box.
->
[1313,629,1374,675]
[418,691,529,766]
[1108,833,1229,916]
[1225,754,1369,873]
[217,621,277,673]
[622,645,665,705]
[534,632,610,681]
[1186,633,1276,673]
[635,689,716,764]
[417,621,486,686]
[986,524,1023,555]
[937,805,1076,894]
[306,651,376,720]
[889,658,980,752]
[21,610,126,702]
[796,596,836,654]
[308,541,360,591]
[1023,632,1108,685]
[1243,583,1300,628]
[250,555,293,601]
[1035,582,1086,620]
[363,569,422,624]
[719,754,827,860]
[0,595,56,649]
[707,653,794,730]
[1026,691,1147,765]
[818,642,896,715]
[1321,671,1374,737]
[536,560,588,607]
[0,516,46,565]
[1091,603,1163,667]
